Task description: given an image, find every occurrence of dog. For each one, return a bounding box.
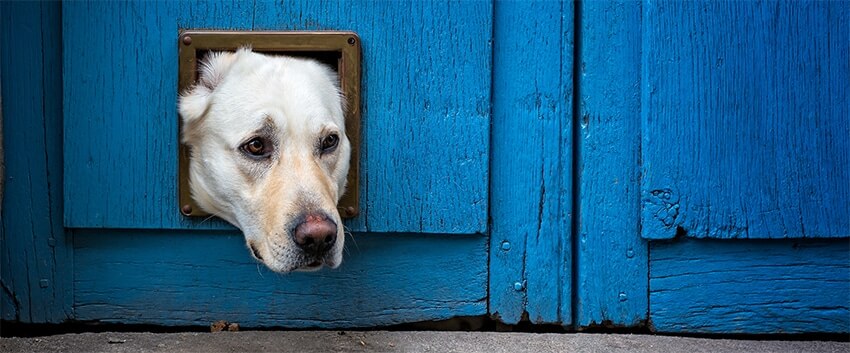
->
[179,48,350,273]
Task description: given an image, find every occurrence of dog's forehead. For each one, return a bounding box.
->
[211,55,344,132]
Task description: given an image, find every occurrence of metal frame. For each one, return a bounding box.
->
[177,30,362,218]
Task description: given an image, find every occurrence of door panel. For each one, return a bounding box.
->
[489,0,572,325]
[575,0,647,327]
[63,1,492,234]
[650,239,850,333]
[0,0,71,323]
[641,1,849,239]
[72,230,487,327]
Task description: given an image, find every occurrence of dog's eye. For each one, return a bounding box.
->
[320,134,339,154]
[241,138,270,157]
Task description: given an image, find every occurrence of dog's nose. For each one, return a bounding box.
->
[292,213,337,256]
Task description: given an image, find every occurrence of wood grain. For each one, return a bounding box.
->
[0,1,72,323]
[73,231,487,327]
[575,0,648,327]
[640,1,849,239]
[62,1,492,234]
[489,0,573,325]
[650,238,850,333]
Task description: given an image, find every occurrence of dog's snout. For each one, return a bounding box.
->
[292,213,337,256]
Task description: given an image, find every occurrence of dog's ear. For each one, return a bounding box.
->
[178,50,241,143]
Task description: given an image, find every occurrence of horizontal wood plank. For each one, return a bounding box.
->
[650,239,850,334]
[73,230,487,327]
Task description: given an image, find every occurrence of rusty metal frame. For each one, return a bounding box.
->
[177,30,361,218]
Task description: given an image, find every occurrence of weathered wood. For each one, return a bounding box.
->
[575,0,648,327]
[63,1,491,234]
[490,0,572,325]
[650,238,850,334]
[0,1,72,323]
[73,231,487,327]
[641,1,849,239]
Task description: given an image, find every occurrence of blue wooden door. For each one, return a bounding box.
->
[2,0,848,334]
[639,0,849,333]
[1,0,575,328]
[56,1,498,327]
[577,0,849,333]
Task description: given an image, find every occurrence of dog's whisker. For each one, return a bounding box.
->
[345,230,360,252]
[196,214,217,226]
[255,263,264,278]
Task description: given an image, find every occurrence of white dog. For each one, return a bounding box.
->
[179,48,350,273]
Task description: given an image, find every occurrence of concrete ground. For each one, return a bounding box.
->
[1,331,848,353]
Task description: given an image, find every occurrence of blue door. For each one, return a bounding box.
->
[638,1,849,333]
[1,0,847,334]
[576,0,849,333]
[59,1,498,327]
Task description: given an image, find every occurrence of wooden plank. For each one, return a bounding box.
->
[575,0,647,327]
[73,231,487,327]
[650,239,850,334]
[489,0,572,325]
[0,1,72,323]
[63,1,492,234]
[641,1,849,239]
[63,1,187,229]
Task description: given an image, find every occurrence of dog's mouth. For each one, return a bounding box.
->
[294,259,325,272]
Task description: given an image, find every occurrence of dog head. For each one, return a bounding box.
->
[179,48,350,273]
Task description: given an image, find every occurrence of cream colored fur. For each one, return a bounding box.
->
[179,48,350,273]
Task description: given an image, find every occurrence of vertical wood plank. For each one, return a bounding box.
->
[63,1,184,229]
[0,1,72,323]
[490,0,572,325]
[641,0,849,240]
[575,0,648,327]
[62,1,492,234]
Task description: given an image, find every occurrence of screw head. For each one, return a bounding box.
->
[513,282,525,291]
[342,206,359,218]
[347,37,356,46]
[181,204,193,215]
[618,292,628,302]
[500,241,511,251]
[182,35,192,46]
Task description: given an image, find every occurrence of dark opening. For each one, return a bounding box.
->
[196,50,341,74]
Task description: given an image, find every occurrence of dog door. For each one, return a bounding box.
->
[177,31,362,219]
